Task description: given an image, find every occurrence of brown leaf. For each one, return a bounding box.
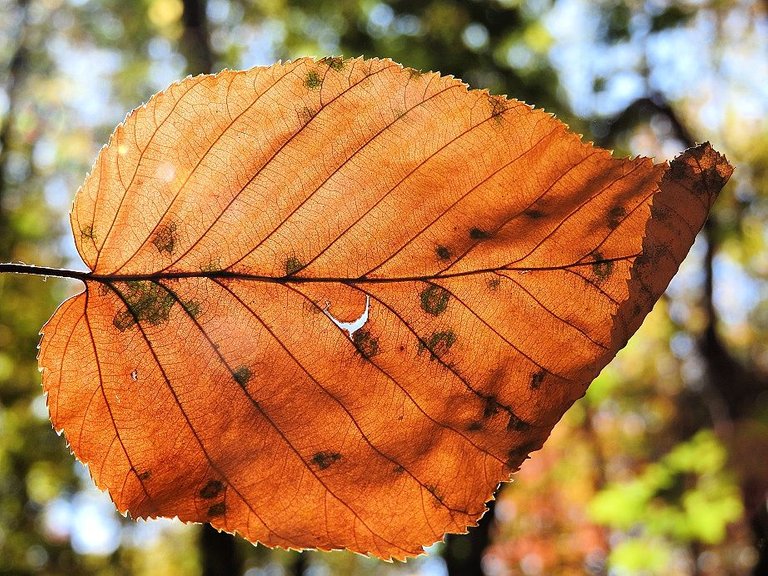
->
[38,57,732,559]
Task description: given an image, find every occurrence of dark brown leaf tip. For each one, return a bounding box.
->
[664,142,733,199]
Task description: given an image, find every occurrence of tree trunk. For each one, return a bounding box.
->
[443,499,495,576]
[200,525,243,576]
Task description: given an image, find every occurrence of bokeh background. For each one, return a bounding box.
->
[1,0,767,574]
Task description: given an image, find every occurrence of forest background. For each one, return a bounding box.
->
[1,0,767,575]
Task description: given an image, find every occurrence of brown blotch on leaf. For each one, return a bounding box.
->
[425,484,444,505]
[200,479,224,500]
[284,256,303,276]
[320,56,344,71]
[138,470,151,481]
[607,206,626,229]
[418,331,456,360]
[393,465,406,474]
[352,330,379,359]
[232,366,252,386]
[183,299,201,319]
[435,245,451,260]
[305,70,322,90]
[488,95,508,121]
[530,370,545,389]
[152,222,177,255]
[469,227,490,240]
[487,277,501,290]
[524,208,545,219]
[482,395,501,419]
[420,285,449,316]
[591,251,614,280]
[467,421,483,431]
[207,502,226,517]
[80,225,96,240]
[311,451,342,470]
[299,106,316,123]
[506,411,532,432]
[112,281,175,332]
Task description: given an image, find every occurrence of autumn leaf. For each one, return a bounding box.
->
[36,57,732,559]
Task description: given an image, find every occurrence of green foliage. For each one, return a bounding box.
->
[590,431,744,572]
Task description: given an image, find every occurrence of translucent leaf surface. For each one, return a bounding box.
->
[38,57,733,558]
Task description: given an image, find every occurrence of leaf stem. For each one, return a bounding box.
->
[0,262,90,282]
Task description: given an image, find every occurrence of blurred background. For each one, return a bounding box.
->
[1,0,767,574]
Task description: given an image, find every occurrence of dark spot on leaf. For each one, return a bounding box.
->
[200,260,222,273]
[112,281,175,332]
[530,370,545,389]
[80,225,95,240]
[591,251,614,280]
[488,95,508,121]
[305,70,322,90]
[284,256,303,276]
[393,465,405,474]
[506,411,532,432]
[352,330,379,358]
[467,421,483,431]
[469,227,490,240]
[183,299,201,319]
[436,245,451,260]
[232,366,252,386]
[320,56,344,71]
[487,277,501,290]
[524,208,545,219]
[482,395,501,419]
[607,206,626,229]
[299,106,316,123]
[207,502,226,517]
[418,330,456,360]
[152,222,177,255]
[425,484,444,505]
[407,67,424,78]
[311,451,342,470]
[138,470,151,481]
[200,480,224,500]
[420,285,449,316]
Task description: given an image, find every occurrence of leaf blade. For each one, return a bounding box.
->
[41,57,732,558]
